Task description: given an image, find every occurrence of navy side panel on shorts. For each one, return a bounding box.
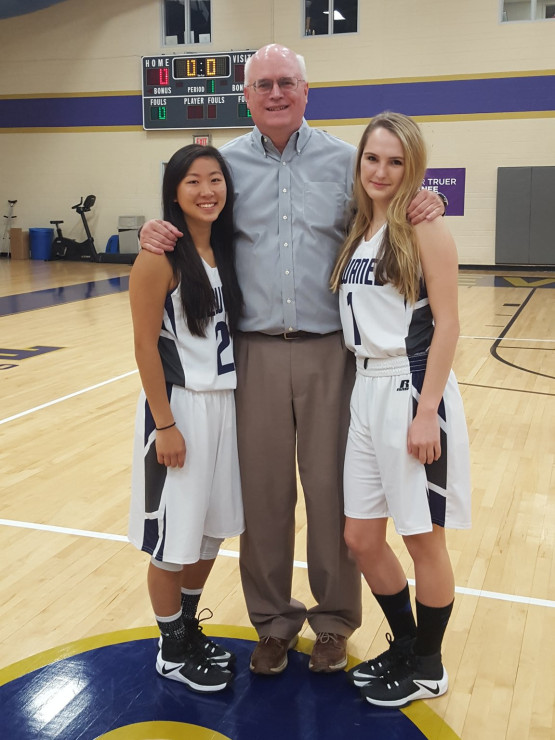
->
[411,371,448,527]
[144,443,166,514]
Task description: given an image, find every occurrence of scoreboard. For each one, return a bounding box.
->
[142,50,255,130]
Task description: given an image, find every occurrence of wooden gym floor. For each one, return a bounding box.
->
[0,258,553,739]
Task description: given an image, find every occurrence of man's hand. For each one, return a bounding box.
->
[407,190,445,225]
[140,219,182,254]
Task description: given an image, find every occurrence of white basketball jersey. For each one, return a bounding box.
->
[158,260,236,391]
[338,226,434,361]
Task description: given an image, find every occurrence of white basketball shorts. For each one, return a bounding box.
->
[344,355,471,535]
[128,386,244,564]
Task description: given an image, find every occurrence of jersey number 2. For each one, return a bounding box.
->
[215,321,235,375]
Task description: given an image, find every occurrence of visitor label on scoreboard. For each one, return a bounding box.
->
[423,168,466,216]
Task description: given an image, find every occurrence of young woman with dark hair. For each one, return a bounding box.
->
[128,144,244,694]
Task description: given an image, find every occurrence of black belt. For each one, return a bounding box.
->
[239,330,340,340]
[281,330,323,340]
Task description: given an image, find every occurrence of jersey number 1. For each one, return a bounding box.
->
[346,292,361,346]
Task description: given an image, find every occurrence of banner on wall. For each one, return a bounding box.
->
[423,168,466,216]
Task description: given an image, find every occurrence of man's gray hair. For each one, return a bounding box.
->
[244,48,307,86]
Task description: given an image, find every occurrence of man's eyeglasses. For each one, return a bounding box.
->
[246,77,305,95]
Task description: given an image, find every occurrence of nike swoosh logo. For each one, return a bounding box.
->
[160,663,179,675]
[415,680,440,694]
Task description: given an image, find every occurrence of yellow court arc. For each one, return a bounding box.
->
[97,721,232,740]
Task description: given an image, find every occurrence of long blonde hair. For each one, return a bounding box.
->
[330,112,428,304]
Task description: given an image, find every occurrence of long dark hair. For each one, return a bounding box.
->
[162,144,243,336]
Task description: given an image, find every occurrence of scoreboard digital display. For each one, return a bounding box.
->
[142,51,255,130]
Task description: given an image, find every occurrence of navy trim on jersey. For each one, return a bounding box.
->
[406,280,434,357]
[159,293,187,387]
[164,292,178,335]
[158,336,186,387]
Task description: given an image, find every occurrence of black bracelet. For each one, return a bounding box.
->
[156,421,176,431]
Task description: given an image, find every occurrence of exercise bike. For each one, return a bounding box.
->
[50,195,98,261]
[1,199,17,257]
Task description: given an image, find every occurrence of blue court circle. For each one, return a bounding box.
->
[0,627,459,739]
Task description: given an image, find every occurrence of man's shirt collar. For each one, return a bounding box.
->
[252,119,312,159]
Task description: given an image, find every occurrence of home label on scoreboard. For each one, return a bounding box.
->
[141,50,255,130]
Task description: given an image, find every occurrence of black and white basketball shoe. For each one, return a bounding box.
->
[156,640,233,693]
[347,633,415,687]
[360,651,448,707]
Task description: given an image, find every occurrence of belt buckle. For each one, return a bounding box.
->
[283,331,298,340]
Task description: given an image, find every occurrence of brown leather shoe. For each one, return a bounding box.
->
[309,633,348,672]
[249,635,299,675]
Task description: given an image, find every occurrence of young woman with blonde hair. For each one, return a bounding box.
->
[331,111,471,707]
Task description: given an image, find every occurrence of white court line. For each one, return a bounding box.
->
[0,518,129,542]
[0,370,139,426]
[1,518,554,610]
[459,335,554,342]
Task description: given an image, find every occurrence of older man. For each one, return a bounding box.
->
[139,44,444,675]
